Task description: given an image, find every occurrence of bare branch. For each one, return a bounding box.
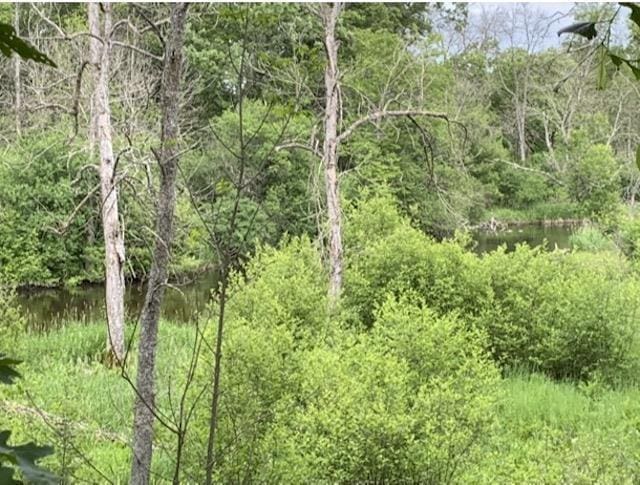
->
[275,141,322,159]
[112,41,163,62]
[338,110,450,144]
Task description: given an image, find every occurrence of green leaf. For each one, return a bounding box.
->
[0,431,56,484]
[610,53,624,68]
[608,53,640,80]
[0,465,20,485]
[597,46,608,90]
[636,145,640,171]
[0,354,21,385]
[557,22,598,40]
[620,2,640,29]
[0,23,57,68]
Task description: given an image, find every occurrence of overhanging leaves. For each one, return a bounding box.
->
[0,431,56,484]
[608,53,640,80]
[0,354,21,385]
[0,23,57,67]
[557,22,598,40]
[636,145,640,171]
[597,46,608,90]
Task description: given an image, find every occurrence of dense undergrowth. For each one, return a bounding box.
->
[4,196,640,482]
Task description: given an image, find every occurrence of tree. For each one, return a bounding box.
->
[88,3,126,365]
[320,2,344,302]
[130,4,189,484]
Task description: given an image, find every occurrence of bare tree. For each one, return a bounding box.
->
[282,3,449,302]
[320,2,344,302]
[89,3,126,364]
[13,3,21,137]
[130,4,189,484]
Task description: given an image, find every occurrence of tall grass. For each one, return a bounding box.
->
[3,320,205,482]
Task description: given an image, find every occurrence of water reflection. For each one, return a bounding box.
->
[17,272,218,330]
[17,225,579,329]
[472,224,578,254]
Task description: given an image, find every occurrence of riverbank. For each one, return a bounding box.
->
[477,202,584,229]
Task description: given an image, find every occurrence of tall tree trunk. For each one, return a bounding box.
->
[89,4,101,151]
[321,2,343,302]
[13,3,21,137]
[130,4,188,484]
[89,3,125,364]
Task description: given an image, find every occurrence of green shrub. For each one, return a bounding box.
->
[345,196,640,383]
[481,246,640,381]
[569,225,617,252]
[188,237,329,482]
[344,197,490,327]
[566,144,620,220]
[190,237,500,483]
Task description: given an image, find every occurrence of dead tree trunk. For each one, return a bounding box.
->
[130,4,188,484]
[13,3,21,137]
[89,3,125,364]
[321,2,344,302]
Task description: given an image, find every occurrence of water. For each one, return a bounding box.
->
[16,224,577,328]
[16,272,218,329]
[472,224,577,254]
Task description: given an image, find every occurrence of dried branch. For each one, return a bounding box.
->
[338,110,450,143]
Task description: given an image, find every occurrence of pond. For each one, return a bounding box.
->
[472,223,579,254]
[16,224,579,328]
[17,272,219,330]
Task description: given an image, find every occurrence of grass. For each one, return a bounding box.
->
[481,202,583,225]
[5,322,640,483]
[2,320,204,483]
[464,371,640,483]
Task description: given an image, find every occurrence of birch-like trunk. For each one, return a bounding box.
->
[89,3,125,364]
[13,3,21,137]
[130,4,188,484]
[321,3,343,302]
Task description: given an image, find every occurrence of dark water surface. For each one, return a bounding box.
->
[472,224,577,254]
[17,272,218,329]
[17,225,577,328]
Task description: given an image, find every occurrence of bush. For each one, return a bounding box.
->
[481,246,640,381]
[188,237,329,482]
[569,225,617,252]
[190,236,500,483]
[566,144,620,220]
[344,197,490,327]
[345,196,640,383]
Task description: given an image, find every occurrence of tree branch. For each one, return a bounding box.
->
[337,110,450,143]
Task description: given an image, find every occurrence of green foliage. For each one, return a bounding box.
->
[189,237,499,483]
[0,133,101,285]
[481,246,640,381]
[346,196,640,382]
[566,143,621,219]
[464,372,640,483]
[569,224,617,252]
[344,196,490,327]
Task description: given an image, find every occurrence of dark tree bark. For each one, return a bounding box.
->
[130,4,189,484]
